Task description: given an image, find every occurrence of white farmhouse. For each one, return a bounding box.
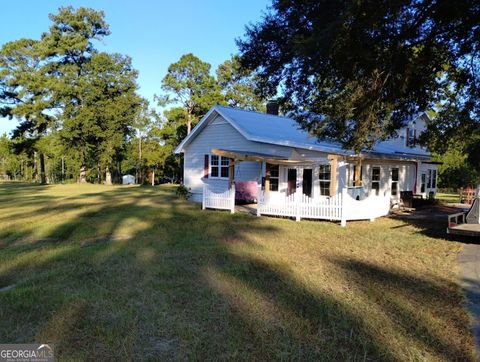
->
[174,105,439,226]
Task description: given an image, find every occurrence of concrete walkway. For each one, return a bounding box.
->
[458,243,480,357]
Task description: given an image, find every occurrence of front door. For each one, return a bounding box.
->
[287,168,297,196]
[302,168,312,197]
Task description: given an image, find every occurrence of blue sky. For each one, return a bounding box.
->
[0,0,270,135]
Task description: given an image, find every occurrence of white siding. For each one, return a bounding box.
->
[347,160,417,198]
[184,115,297,200]
[374,114,430,156]
[182,113,434,202]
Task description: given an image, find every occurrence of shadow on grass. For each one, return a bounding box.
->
[0,183,475,360]
[328,257,471,360]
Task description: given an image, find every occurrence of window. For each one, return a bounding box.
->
[352,165,363,186]
[221,157,230,178]
[319,165,331,196]
[406,128,416,147]
[432,169,437,188]
[427,169,432,188]
[210,155,230,179]
[266,163,279,191]
[391,167,399,196]
[421,173,426,193]
[371,166,381,195]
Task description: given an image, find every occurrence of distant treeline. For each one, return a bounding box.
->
[0,7,264,185]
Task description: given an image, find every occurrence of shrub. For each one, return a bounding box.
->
[175,184,191,200]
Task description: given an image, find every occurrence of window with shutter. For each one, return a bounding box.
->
[209,155,229,179]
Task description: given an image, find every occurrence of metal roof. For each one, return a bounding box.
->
[174,105,432,162]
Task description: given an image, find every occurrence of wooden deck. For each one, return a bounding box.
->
[447,223,480,237]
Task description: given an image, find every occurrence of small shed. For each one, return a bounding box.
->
[122,174,136,185]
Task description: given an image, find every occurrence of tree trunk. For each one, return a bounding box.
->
[61,156,65,183]
[39,153,46,184]
[97,162,101,184]
[186,105,193,134]
[79,165,87,183]
[151,170,155,186]
[105,165,112,185]
[187,113,192,134]
[138,136,142,184]
[117,161,122,184]
[33,151,38,183]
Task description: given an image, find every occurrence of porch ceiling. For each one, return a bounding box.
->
[211,148,314,165]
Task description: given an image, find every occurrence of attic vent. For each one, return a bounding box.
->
[266,100,279,115]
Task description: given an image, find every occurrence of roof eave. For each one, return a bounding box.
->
[173,105,255,154]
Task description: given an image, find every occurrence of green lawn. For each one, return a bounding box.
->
[436,192,461,204]
[0,183,474,361]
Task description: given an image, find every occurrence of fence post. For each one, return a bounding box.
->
[295,190,301,221]
[257,184,261,217]
[202,184,206,210]
[230,184,235,214]
[340,187,347,227]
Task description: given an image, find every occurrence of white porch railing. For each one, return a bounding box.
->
[202,183,235,213]
[201,183,390,226]
[342,189,391,223]
[257,186,390,226]
[257,189,343,221]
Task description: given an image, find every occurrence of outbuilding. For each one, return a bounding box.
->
[122,174,136,185]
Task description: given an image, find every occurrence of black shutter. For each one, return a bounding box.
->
[204,155,209,178]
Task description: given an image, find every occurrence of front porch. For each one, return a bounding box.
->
[202,182,390,226]
[201,149,391,226]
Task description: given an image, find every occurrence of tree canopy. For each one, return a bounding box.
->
[160,53,223,134]
[217,55,265,111]
[238,0,480,152]
[0,6,142,184]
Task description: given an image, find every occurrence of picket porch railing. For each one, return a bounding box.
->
[201,183,390,226]
[202,183,235,213]
[257,190,343,221]
[257,186,390,226]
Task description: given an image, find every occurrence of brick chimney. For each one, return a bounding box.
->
[266,100,279,115]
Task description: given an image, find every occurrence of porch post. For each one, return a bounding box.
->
[328,155,338,196]
[265,162,270,196]
[228,158,235,189]
[257,183,261,217]
[202,184,206,210]
[354,157,362,187]
[229,159,235,213]
[295,167,302,221]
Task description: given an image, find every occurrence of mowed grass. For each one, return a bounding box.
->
[436,192,461,204]
[0,183,474,361]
